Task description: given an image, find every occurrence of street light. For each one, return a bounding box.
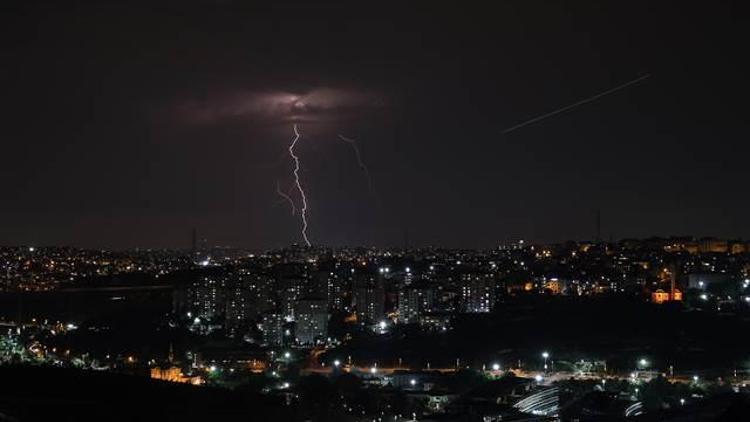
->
[492,363,500,371]
[542,351,549,371]
[333,359,341,367]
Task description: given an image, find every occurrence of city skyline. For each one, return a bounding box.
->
[2,3,749,420]
[3,237,750,420]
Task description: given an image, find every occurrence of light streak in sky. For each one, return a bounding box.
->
[288,124,311,246]
[338,134,372,192]
[502,74,651,134]
[276,180,296,216]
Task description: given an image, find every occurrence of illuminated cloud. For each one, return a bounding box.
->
[175,87,387,125]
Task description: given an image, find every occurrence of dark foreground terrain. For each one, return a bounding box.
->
[0,366,289,422]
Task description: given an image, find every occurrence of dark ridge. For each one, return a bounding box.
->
[0,365,289,422]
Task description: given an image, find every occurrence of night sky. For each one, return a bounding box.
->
[1,1,747,249]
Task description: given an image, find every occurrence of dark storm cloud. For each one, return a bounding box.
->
[174,87,388,125]
[2,2,749,249]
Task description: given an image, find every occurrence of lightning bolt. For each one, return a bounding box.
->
[275,180,296,216]
[338,134,372,192]
[289,124,311,246]
[502,74,651,134]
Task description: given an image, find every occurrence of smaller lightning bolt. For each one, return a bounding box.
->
[338,134,372,192]
[275,180,296,216]
[289,124,311,247]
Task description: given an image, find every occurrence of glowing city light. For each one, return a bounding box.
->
[492,363,500,371]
